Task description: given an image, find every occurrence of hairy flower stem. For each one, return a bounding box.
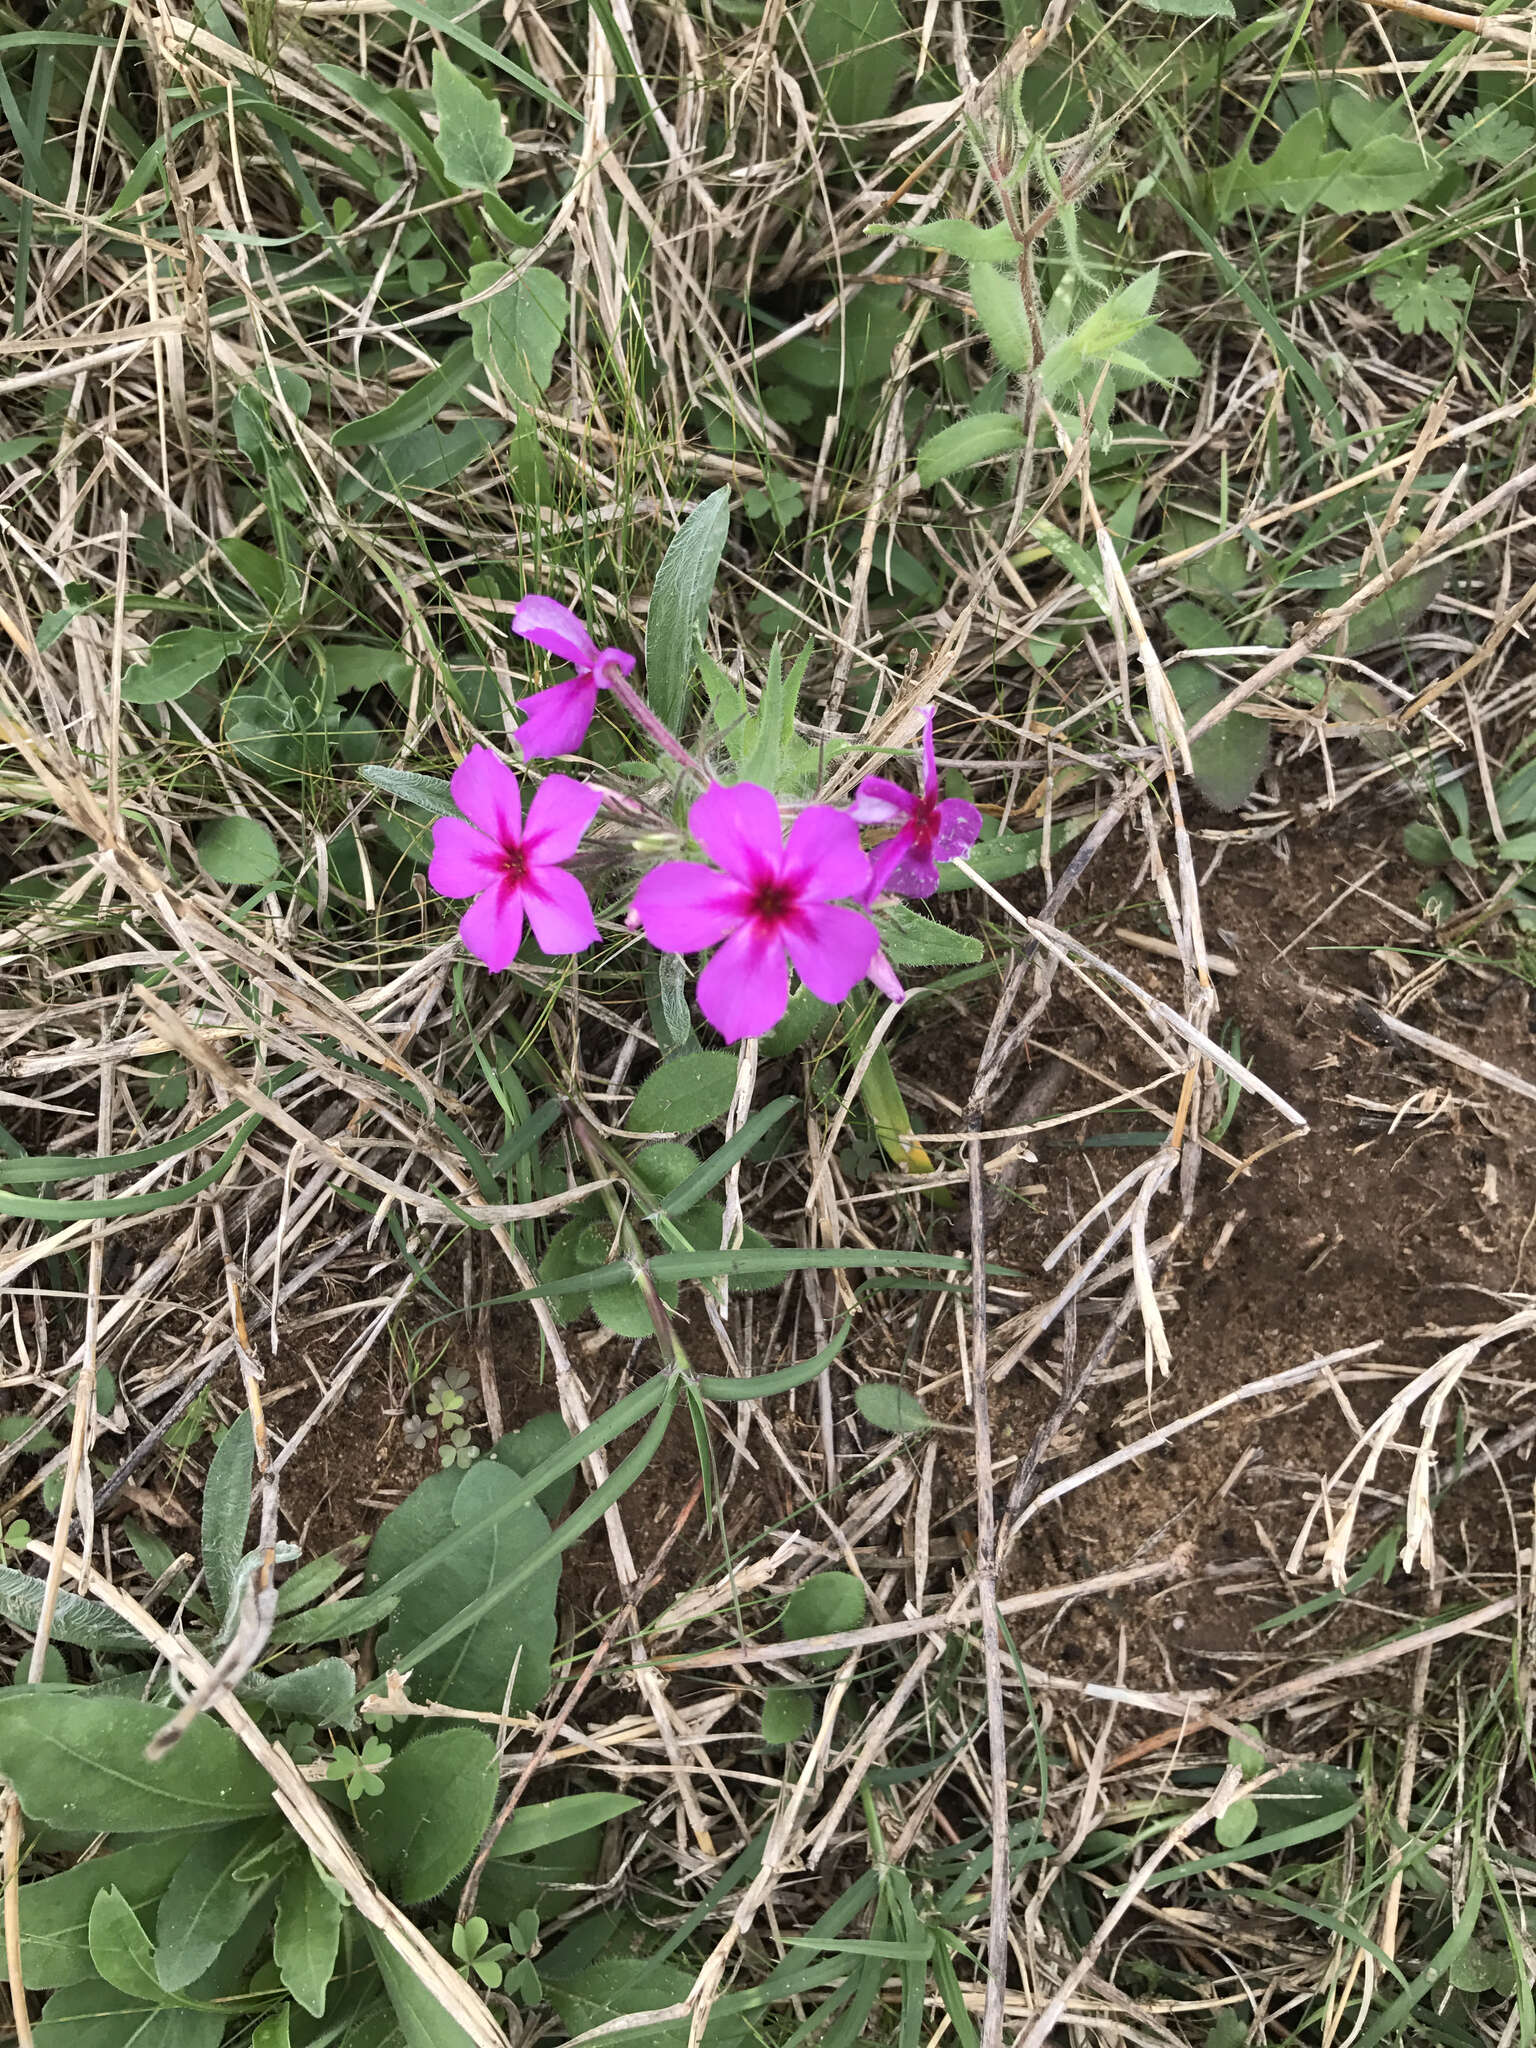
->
[600,658,710,784]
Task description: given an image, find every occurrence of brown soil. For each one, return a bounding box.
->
[934,808,1536,1707]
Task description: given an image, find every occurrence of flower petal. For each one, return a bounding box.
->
[781,804,870,903]
[511,594,599,668]
[451,747,522,847]
[522,865,600,954]
[877,847,942,899]
[866,948,907,1005]
[782,903,879,1004]
[865,830,919,902]
[428,816,505,899]
[697,924,790,1044]
[458,880,525,972]
[594,647,637,686]
[632,862,750,952]
[514,678,599,761]
[688,781,783,885]
[933,797,983,863]
[847,776,914,828]
[920,708,939,802]
[522,773,604,863]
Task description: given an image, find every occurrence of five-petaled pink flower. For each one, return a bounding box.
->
[632,783,878,1045]
[850,709,983,899]
[429,747,603,972]
[511,595,635,760]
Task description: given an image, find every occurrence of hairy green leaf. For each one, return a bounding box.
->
[968,262,1034,372]
[201,1411,254,1617]
[367,1462,558,1713]
[629,1051,741,1135]
[359,1728,498,1902]
[645,488,731,734]
[0,1692,272,1832]
[274,1855,341,2017]
[781,1571,866,1667]
[916,412,1027,488]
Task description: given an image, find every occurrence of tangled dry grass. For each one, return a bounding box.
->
[4,0,1536,2042]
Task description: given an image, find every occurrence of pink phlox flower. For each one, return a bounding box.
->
[511,594,635,760]
[631,782,879,1045]
[849,709,983,899]
[428,746,603,972]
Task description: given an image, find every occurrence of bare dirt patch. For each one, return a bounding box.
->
[944,806,1536,1711]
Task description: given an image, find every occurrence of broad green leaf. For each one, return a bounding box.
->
[1159,506,1248,599]
[1317,131,1436,214]
[629,1051,740,1135]
[797,0,905,125]
[1249,1761,1358,1832]
[761,1687,815,1747]
[359,1728,497,1903]
[154,1822,280,1991]
[968,262,1034,372]
[366,1463,558,1713]
[461,263,567,405]
[239,1658,357,1728]
[760,987,835,1056]
[201,1410,254,1617]
[781,1571,866,1667]
[333,341,479,450]
[122,629,236,706]
[1227,1723,1265,1780]
[88,1890,175,2006]
[645,488,731,734]
[916,412,1027,488]
[430,51,514,190]
[882,219,1022,261]
[0,1692,272,1832]
[274,1855,340,2017]
[1214,1797,1258,1848]
[547,1953,750,2048]
[852,1384,931,1435]
[1404,822,1452,866]
[345,421,504,505]
[34,1977,223,2047]
[254,2007,294,2048]
[493,1417,577,1531]
[1165,662,1269,811]
[0,1567,145,1652]
[1216,108,1435,220]
[359,766,456,820]
[219,539,297,614]
[876,904,982,968]
[364,1924,482,2048]
[8,1838,194,1989]
[1342,563,1446,654]
[489,1792,638,1859]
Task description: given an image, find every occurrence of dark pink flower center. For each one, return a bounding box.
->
[907,792,941,849]
[500,844,530,885]
[748,877,797,926]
